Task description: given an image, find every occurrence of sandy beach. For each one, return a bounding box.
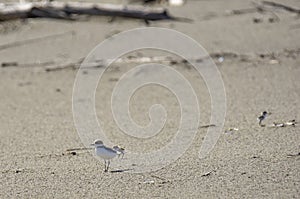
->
[0,0,299,198]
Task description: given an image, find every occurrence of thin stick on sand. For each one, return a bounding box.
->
[0,31,74,51]
[261,1,300,14]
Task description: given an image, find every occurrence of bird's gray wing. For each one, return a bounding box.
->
[103,146,117,154]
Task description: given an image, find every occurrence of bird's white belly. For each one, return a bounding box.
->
[95,148,116,160]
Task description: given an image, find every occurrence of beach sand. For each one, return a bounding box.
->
[0,0,299,198]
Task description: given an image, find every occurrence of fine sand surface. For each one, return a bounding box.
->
[0,0,299,198]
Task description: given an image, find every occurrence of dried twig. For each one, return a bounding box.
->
[0,31,74,51]
[150,174,170,184]
[1,61,54,68]
[226,7,264,15]
[224,128,239,134]
[199,124,216,128]
[201,170,213,177]
[262,1,300,14]
[287,152,300,158]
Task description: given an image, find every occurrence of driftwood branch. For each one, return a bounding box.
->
[0,2,190,23]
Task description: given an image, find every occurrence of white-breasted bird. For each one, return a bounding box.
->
[91,140,124,172]
[257,111,269,126]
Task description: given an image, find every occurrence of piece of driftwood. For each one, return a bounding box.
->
[0,2,189,23]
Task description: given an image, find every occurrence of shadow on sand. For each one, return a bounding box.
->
[110,168,133,173]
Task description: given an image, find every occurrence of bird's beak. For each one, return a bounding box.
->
[90,143,95,146]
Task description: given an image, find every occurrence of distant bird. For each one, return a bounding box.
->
[91,140,124,172]
[257,111,269,126]
[113,146,125,159]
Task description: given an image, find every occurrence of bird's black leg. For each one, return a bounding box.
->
[107,160,110,172]
[104,160,108,172]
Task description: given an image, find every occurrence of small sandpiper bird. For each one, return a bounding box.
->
[113,146,125,159]
[91,140,124,172]
[257,111,269,126]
